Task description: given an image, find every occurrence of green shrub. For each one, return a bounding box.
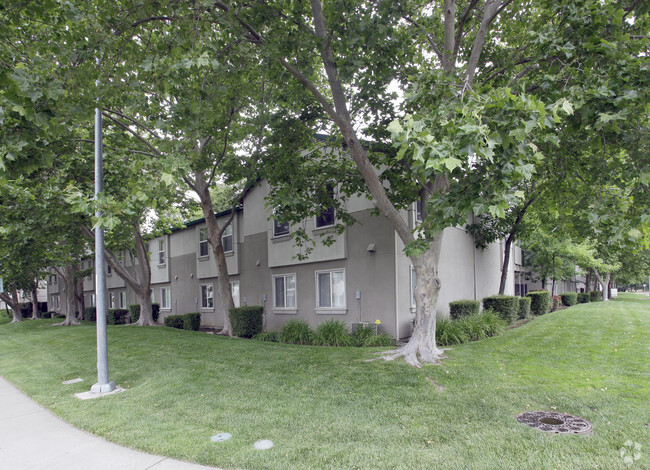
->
[482,295,519,324]
[164,314,184,329]
[152,303,160,322]
[129,304,140,322]
[577,292,590,303]
[351,324,375,347]
[314,319,351,346]
[517,296,531,319]
[551,296,561,311]
[229,306,264,338]
[436,317,469,346]
[449,300,480,319]
[183,312,201,331]
[280,319,314,345]
[107,309,129,325]
[560,292,578,307]
[527,290,551,315]
[85,307,97,321]
[255,331,280,342]
[590,290,602,302]
[130,303,160,323]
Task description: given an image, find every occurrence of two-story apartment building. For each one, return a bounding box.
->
[48,180,518,339]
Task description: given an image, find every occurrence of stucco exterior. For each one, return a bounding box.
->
[47,180,522,339]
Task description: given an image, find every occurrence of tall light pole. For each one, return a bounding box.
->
[91,74,115,394]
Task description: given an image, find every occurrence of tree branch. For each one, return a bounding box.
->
[103,108,161,139]
[101,112,162,157]
[403,16,444,65]
[453,0,481,60]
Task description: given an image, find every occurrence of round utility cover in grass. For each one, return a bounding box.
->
[254,440,274,450]
[210,433,232,442]
[517,411,592,434]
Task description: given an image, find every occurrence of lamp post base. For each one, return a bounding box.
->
[90,381,116,394]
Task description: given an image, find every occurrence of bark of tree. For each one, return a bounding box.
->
[74,275,85,320]
[30,283,41,319]
[53,264,80,326]
[593,269,611,301]
[498,193,536,295]
[191,170,234,336]
[0,289,22,323]
[585,269,592,293]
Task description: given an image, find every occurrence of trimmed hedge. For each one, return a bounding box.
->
[164,314,184,329]
[482,295,519,324]
[85,307,97,321]
[560,292,578,307]
[449,300,480,320]
[183,312,201,331]
[527,290,551,316]
[590,290,602,302]
[517,296,531,319]
[108,309,129,325]
[577,292,590,303]
[129,303,161,323]
[229,306,264,338]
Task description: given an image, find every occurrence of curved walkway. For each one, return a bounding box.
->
[0,377,222,470]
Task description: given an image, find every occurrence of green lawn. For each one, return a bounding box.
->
[0,293,648,469]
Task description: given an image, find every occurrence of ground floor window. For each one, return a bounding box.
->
[50,295,60,310]
[119,291,127,309]
[230,281,240,308]
[109,292,116,309]
[88,294,96,307]
[316,269,345,309]
[201,284,214,309]
[161,287,171,310]
[273,274,296,309]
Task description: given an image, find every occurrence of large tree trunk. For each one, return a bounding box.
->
[585,269,592,293]
[593,269,611,301]
[53,265,80,326]
[31,283,41,319]
[499,234,514,295]
[192,170,234,336]
[74,274,85,320]
[0,289,23,323]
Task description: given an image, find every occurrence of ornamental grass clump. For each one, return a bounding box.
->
[350,324,394,347]
[254,331,280,342]
[279,319,314,345]
[313,319,351,347]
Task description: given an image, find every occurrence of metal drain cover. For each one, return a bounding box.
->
[517,411,592,434]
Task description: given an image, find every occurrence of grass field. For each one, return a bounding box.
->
[0,293,648,469]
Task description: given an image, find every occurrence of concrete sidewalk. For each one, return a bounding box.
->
[0,377,222,470]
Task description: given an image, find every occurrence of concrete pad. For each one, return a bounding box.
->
[75,386,125,400]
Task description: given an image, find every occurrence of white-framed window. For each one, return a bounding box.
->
[222,224,233,253]
[316,269,345,309]
[199,227,209,257]
[88,294,96,307]
[50,295,60,310]
[273,219,290,237]
[49,274,57,285]
[315,183,335,228]
[273,273,296,309]
[119,291,127,309]
[200,284,214,309]
[158,239,166,265]
[415,200,423,224]
[161,287,171,310]
[230,281,240,308]
[410,265,417,309]
[109,292,116,309]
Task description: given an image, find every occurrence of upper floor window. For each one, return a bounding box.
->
[415,200,423,223]
[273,219,290,237]
[107,264,112,275]
[48,274,57,285]
[316,269,345,309]
[274,274,296,309]
[158,239,166,265]
[315,183,335,228]
[199,228,209,257]
[222,224,233,253]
